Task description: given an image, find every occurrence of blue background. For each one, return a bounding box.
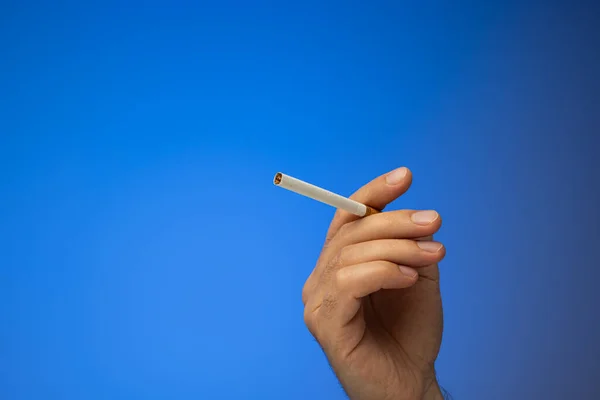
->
[1,1,599,399]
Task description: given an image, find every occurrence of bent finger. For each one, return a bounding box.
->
[322,261,418,326]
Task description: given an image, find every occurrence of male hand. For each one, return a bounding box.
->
[302,167,445,400]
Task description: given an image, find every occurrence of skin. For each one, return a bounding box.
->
[302,167,445,400]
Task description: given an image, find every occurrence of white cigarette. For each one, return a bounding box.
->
[273,172,379,217]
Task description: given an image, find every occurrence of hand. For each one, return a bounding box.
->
[302,167,446,400]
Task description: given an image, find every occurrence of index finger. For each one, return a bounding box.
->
[324,167,413,243]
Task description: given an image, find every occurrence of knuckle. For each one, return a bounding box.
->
[302,272,318,302]
[322,231,337,248]
[320,263,334,283]
[337,245,350,263]
[334,268,351,291]
[336,222,351,238]
[329,246,350,269]
[328,251,343,269]
[301,282,312,305]
[303,306,318,334]
[320,293,337,318]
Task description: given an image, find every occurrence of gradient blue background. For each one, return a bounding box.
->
[1,1,599,399]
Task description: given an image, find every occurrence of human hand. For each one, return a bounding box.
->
[302,167,445,400]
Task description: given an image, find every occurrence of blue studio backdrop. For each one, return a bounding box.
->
[1,1,599,399]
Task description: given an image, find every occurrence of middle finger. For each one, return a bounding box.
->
[327,209,442,251]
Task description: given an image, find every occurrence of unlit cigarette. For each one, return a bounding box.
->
[273,172,379,217]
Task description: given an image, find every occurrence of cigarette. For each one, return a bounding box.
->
[273,172,380,217]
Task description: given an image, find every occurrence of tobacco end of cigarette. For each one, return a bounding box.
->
[273,172,283,185]
[364,206,381,216]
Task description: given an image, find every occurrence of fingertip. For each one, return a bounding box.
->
[385,167,412,186]
[416,241,446,264]
[398,265,418,279]
[382,265,418,289]
[416,241,444,253]
[410,210,440,226]
[438,244,447,261]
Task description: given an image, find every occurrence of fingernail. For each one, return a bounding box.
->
[385,167,408,185]
[417,241,443,253]
[398,265,418,277]
[411,210,438,225]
